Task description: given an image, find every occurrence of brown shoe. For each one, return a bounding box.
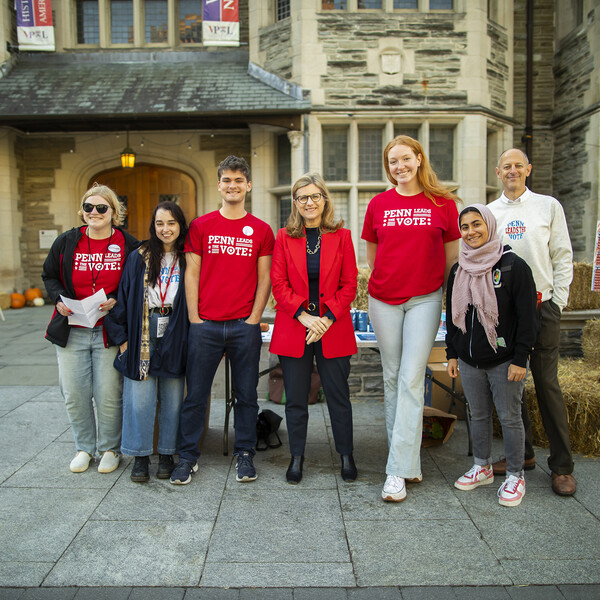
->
[552,473,576,496]
[492,456,536,476]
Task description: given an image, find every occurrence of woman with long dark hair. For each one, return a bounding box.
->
[361,135,461,502]
[105,201,189,482]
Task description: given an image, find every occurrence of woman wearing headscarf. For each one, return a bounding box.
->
[105,201,188,482]
[270,173,358,484]
[42,183,139,474]
[446,204,538,507]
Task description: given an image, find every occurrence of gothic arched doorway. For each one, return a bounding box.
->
[90,164,197,241]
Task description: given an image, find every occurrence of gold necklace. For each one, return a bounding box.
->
[306,231,321,255]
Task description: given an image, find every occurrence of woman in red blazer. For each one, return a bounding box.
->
[270,173,358,484]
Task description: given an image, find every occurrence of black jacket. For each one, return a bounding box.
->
[104,248,189,380]
[42,226,139,348]
[445,246,538,369]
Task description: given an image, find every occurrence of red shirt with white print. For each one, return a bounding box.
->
[361,189,460,305]
[71,227,126,324]
[185,210,275,321]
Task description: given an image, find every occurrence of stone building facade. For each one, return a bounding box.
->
[0,0,599,295]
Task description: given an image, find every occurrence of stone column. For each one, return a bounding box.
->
[287,130,304,185]
[249,124,277,230]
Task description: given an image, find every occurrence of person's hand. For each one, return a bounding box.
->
[120,342,128,354]
[245,316,260,325]
[304,316,333,344]
[447,358,459,378]
[56,301,72,317]
[508,364,526,381]
[100,298,117,312]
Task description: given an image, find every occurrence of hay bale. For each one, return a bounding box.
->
[353,268,370,310]
[494,358,600,456]
[582,319,600,364]
[565,262,600,311]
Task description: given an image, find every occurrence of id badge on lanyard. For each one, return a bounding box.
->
[156,316,169,338]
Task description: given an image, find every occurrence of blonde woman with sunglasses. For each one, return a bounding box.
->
[42,183,139,474]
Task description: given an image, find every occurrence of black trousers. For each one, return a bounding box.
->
[522,300,573,474]
[279,341,353,456]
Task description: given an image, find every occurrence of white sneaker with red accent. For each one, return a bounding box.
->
[498,475,526,507]
[381,475,407,502]
[454,464,494,490]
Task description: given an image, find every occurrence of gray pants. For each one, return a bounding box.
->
[459,358,526,477]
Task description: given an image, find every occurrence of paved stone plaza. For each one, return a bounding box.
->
[0,307,599,599]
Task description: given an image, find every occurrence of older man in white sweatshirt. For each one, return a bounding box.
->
[488,148,575,496]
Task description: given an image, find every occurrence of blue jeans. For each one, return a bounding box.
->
[178,318,262,462]
[55,326,123,456]
[459,358,526,477]
[120,313,185,456]
[369,290,442,479]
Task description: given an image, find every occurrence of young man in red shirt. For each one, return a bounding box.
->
[170,156,274,485]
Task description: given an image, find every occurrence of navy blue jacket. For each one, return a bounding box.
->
[445,246,538,369]
[104,248,189,380]
[42,226,139,348]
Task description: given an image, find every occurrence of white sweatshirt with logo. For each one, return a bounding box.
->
[488,187,573,310]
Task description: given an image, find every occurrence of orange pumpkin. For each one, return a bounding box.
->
[24,287,43,305]
[10,293,26,309]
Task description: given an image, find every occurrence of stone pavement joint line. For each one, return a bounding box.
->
[0,307,599,591]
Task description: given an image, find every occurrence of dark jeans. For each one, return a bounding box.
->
[522,300,573,475]
[279,341,353,456]
[178,319,262,462]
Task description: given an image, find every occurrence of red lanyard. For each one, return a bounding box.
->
[159,260,177,313]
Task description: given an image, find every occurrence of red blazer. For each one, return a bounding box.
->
[269,227,358,359]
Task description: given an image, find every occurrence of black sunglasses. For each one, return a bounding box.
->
[82,203,110,214]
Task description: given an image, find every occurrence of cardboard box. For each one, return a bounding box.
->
[427,362,466,420]
[428,346,447,364]
[422,406,457,447]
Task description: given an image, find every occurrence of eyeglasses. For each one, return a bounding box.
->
[82,203,110,214]
[295,193,325,205]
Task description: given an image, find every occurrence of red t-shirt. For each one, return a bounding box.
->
[361,189,460,304]
[71,227,126,324]
[185,211,275,320]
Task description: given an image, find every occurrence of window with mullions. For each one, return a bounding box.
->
[358,0,382,8]
[279,196,292,229]
[394,0,417,8]
[180,1,202,44]
[145,0,168,43]
[329,191,349,226]
[322,0,347,9]
[277,0,291,20]
[429,0,453,9]
[429,127,454,181]
[359,128,384,181]
[111,0,134,43]
[322,128,348,181]
[277,134,292,187]
[76,0,99,44]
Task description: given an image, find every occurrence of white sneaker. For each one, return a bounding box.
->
[406,474,423,483]
[454,464,494,490]
[98,451,120,474]
[70,451,92,473]
[498,475,526,507]
[381,475,407,502]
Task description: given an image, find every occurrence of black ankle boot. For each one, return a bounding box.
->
[156,454,174,479]
[341,454,357,482]
[286,455,304,484]
[131,456,150,483]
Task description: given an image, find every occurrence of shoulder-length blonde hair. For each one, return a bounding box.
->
[383,135,460,205]
[78,183,127,226]
[286,173,344,238]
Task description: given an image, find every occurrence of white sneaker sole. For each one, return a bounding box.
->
[236,474,258,482]
[381,489,407,502]
[170,463,198,485]
[454,476,494,491]
[498,495,524,507]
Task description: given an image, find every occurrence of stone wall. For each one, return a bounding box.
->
[259,20,292,82]
[487,22,509,114]
[552,12,594,258]
[317,13,467,108]
[349,349,383,400]
[512,0,554,195]
[15,136,74,290]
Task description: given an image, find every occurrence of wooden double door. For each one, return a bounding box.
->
[91,165,197,242]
